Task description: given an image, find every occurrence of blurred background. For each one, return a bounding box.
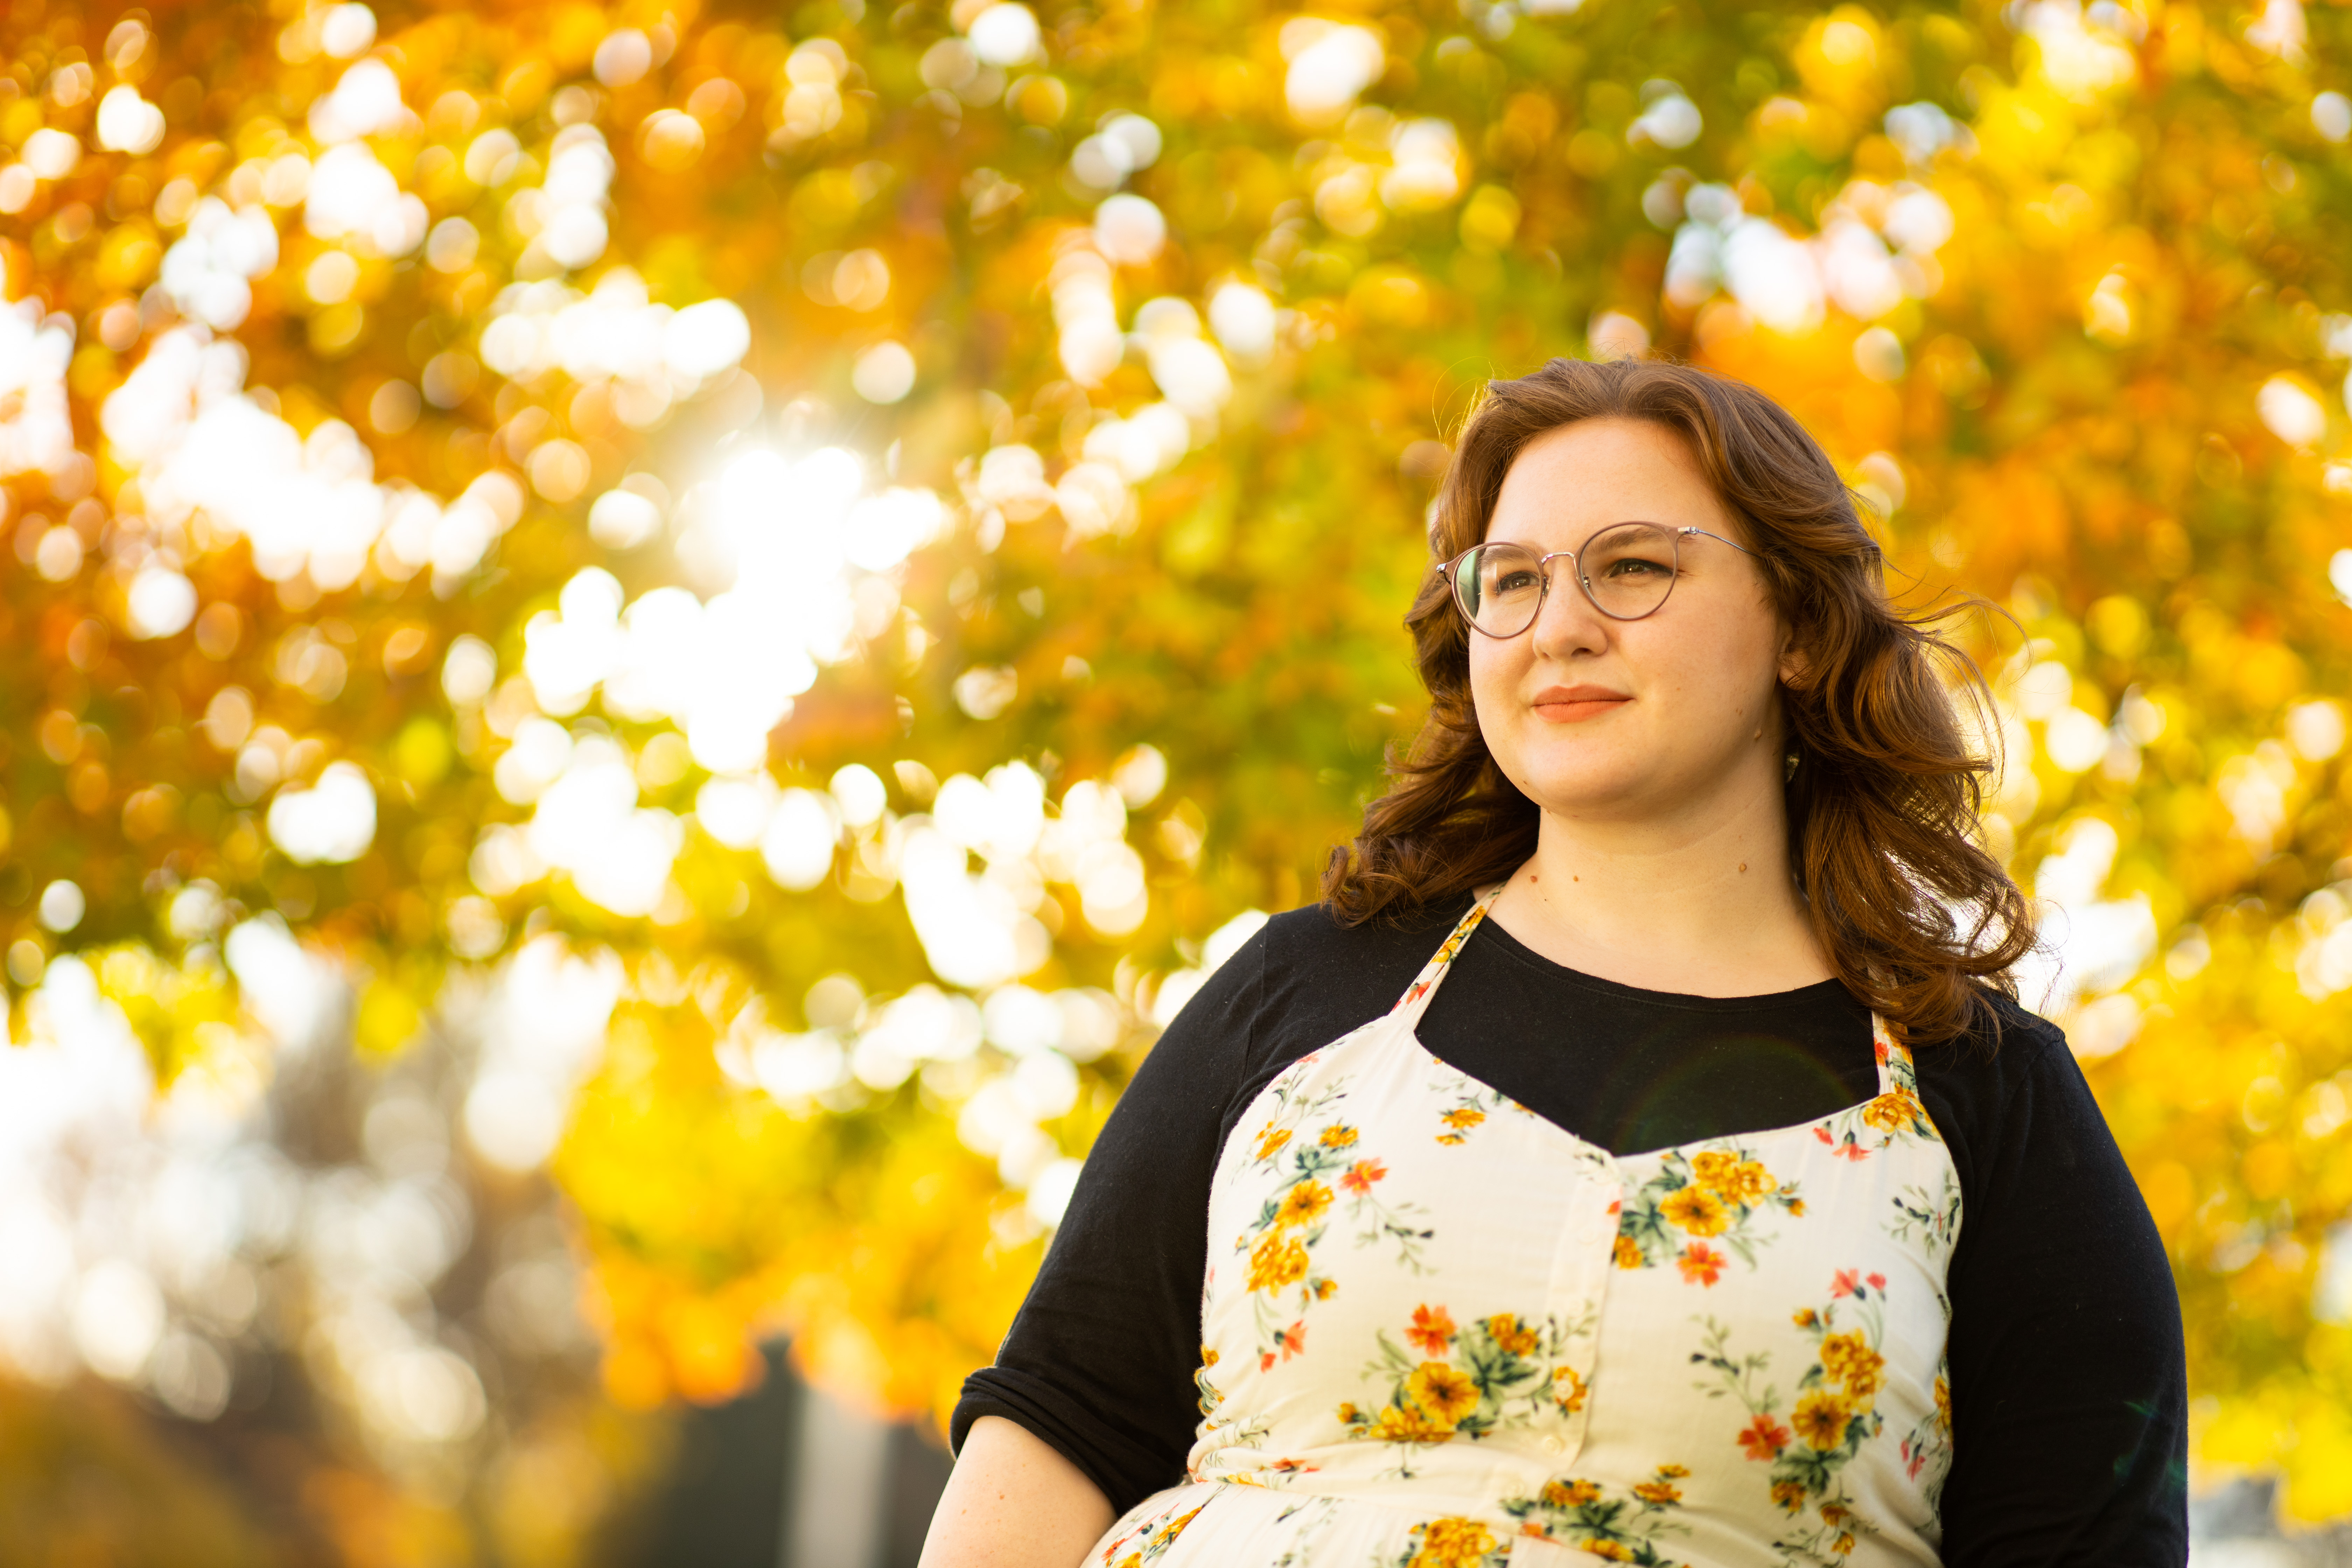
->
[2,0,2350,1560]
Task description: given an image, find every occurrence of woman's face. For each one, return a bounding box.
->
[1467,416,1795,824]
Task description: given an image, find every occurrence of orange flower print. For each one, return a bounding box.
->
[1632,1477,1683,1505]
[1661,1184,1730,1237]
[1676,1242,1727,1286]
[1406,1304,1457,1356]
[1612,1234,1643,1269]
[1738,1413,1791,1460]
[1772,1479,1807,1513]
[1792,1308,1820,1328]
[1254,1124,1292,1162]
[1318,1123,1359,1148]
[1340,1158,1388,1196]
[1273,1179,1334,1230]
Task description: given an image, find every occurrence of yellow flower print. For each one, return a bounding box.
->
[1246,1232,1309,1294]
[1552,1365,1588,1413]
[1633,1478,1682,1505]
[1319,1124,1359,1148]
[1786,1197,1807,1216]
[1254,1124,1292,1161]
[1862,1088,1926,1134]
[1660,1184,1731,1237]
[1834,1533,1857,1556]
[1772,1479,1807,1513]
[1374,1403,1456,1444]
[1541,1478,1601,1507]
[1274,1179,1334,1230]
[1657,1464,1689,1478]
[1690,1149,1738,1188]
[1792,1307,1820,1329]
[1486,1313,1541,1357]
[1315,1278,1338,1300]
[1792,1390,1855,1451]
[1406,1517,1498,1568]
[1406,1361,1481,1426]
[1690,1151,1778,1203]
[1586,1544,1635,1562]
[1435,1106,1486,1145]
[1613,1234,1643,1269]
[1820,1332,1885,1404]
[1934,1374,1952,1423]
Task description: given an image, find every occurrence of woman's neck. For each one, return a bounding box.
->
[1484,784,1832,999]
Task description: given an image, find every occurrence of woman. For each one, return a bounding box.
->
[923,358,2187,1566]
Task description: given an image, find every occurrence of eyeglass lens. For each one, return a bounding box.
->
[1451,525,1681,634]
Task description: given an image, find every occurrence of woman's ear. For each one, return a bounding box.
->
[1778,635,1813,691]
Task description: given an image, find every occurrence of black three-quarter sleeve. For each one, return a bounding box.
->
[948,927,1269,1512]
[1921,1002,2189,1565]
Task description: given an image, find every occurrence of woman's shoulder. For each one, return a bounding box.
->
[1256,892,1475,967]
[1911,988,2098,1172]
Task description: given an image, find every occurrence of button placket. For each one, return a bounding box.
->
[1534,1156,1621,1472]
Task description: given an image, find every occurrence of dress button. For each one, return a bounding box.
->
[1541,1435,1566,1456]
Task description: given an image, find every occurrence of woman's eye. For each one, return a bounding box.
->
[1602,558,1668,578]
[1493,570,1540,593]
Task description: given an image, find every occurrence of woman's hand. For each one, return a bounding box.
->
[917,1415,1116,1568]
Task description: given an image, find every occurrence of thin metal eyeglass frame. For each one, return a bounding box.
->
[1438,524,1758,636]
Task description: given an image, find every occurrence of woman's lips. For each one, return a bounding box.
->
[1531,689,1629,723]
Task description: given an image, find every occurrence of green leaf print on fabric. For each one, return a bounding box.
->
[1886,1169,1963,1265]
[1233,1110,1435,1372]
[1693,1269,1898,1565]
[1500,1466,1694,1564]
[1337,1306,1592,1478]
[1615,1147,1804,1285]
[1426,1066,1537,1146]
[1096,1497,1207,1567]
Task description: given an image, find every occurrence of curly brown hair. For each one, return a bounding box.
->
[1322,355,2035,1047]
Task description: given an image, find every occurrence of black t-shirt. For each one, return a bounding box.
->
[954,895,2189,1564]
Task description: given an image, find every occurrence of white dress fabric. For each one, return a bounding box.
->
[1090,883,1961,1568]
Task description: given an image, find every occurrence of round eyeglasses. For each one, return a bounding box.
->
[1439,523,1757,637]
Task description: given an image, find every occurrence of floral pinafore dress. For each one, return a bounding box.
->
[1092,884,1960,1568]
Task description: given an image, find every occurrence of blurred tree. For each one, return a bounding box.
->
[1,0,2350,1552]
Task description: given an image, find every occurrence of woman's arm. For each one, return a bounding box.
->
[918,1415,1115,1568]
[1930,1010,2188,1564]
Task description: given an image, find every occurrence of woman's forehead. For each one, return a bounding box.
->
[1487,420,1730,543]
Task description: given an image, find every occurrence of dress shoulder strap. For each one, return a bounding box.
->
[1871,1015,1921,1098]
[1388,881,1508,1025]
